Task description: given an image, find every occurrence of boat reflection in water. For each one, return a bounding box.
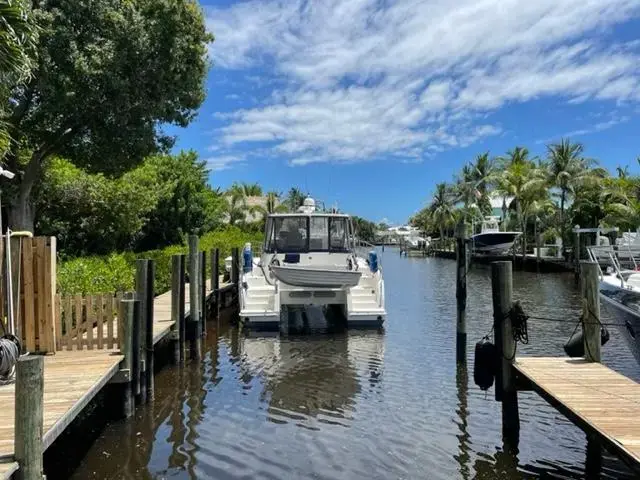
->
[235,326,385,424]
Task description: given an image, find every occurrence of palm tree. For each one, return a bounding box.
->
[469,152,496,215]
[496,158,547,257]
[225,183,259,225]
[546,138,604,252]
[286,187,306,211]
[429,183,456,239]
[241,182,262,197]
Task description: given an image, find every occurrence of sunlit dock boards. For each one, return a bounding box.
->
[513,357,640,468]
[0,350,123,475]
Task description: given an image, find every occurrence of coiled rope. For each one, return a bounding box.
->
[0,334,21,385]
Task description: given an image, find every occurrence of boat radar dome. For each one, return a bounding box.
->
[298,197,316,213]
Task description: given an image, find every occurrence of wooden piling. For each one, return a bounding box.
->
[135,259,149,405]
[14,355,44,480]
[145,260,155,400]
[171,255,184,364]
[188,235,202,360]
[231,247,240,288]
[200,250,207,334]
[580,261,601,363]
[491,261,519,442]
[118,298,136,418]
[211,248,220,320]
[455,221,467,364]
[574,229,581,284]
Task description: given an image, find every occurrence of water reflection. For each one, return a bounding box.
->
[66,251,640,480]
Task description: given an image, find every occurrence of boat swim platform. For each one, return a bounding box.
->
[0,276,233,479]
[513,357,640,468]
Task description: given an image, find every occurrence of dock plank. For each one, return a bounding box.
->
[0,350,123,461]
[514,357,640,467]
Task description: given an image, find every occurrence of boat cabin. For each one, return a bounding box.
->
[264,213,354,254]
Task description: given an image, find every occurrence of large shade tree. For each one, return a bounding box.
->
[3,0,213,231]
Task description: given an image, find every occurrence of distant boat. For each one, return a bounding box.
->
[470,216,521,254]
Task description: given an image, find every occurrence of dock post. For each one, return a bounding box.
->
[574,227,581,284]
[580,261,601,363]
[118,298,136,418]
[171,255,184,364]
[15,355,44,480]
[145,260,155,401]
[211,248,220,320]
[135,259,149,405]
[491,261,519,446]
[200,250,207,335]
[535,218,541,273]
[231,247,240,313]
[455,221,467,364]
[188,234,202,360]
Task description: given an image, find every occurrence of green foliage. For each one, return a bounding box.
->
[4,0,213,229]
[351,216,377,243]
[57,226,264,295]
[35,152,225,255]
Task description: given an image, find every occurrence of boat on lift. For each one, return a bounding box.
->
[238,197,386,329]
[470,216,521,254]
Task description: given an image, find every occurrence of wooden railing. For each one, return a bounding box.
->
[56,293,123,351]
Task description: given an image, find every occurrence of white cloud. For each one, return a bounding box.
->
[536,114,630,143]
[205,0,640,166]
[205,154,246,171]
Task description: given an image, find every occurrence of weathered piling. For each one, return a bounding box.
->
[171,255,185,364]
[200,250,207,334]
[580,261,601,363]
[117,298,136,418]
[211,248,220,320]
[491,261,519,443]
[231,247,240,289]
[145,260,155,400]
[135,259,149,405]
[188,234,202,360]
[15,356,44,480]
[455,221,467,363]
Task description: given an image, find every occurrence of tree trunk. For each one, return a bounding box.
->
[8,194,35,232]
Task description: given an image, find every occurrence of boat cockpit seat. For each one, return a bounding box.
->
[627,273,640,289]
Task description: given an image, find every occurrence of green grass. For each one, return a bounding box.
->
[57,226,264,295]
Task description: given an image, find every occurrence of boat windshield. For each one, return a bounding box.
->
[265,216,351,253]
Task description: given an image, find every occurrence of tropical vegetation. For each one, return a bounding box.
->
[410,139,640,258]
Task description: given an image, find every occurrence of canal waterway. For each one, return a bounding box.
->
[67,248,638,479]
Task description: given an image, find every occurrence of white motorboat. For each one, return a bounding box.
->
[470,216,521,254]
[587,245,640,366]
[238,197,386,329]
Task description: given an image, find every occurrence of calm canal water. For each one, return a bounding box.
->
[68,248,638,479]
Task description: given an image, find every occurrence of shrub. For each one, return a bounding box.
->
[57,226,264,295]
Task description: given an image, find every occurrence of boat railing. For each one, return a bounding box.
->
[587,244,640,284]
[353,238,382,265]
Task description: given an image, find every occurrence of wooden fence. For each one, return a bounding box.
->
[0,236,57,353]
[56,293,123,351]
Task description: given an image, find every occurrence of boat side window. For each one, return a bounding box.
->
[330,217,349,252]
[310,217,329,251]
[269,217,308,252]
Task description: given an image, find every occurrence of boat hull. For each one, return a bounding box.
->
[270,264,362,288]
[471,232,520,253]
[599,278,640,366]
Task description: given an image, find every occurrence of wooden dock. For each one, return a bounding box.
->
[0,243,240,479]
[514,357,640,467]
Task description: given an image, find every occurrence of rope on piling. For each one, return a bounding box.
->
[0,335,21,385]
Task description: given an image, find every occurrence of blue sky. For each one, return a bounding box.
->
[168,0,640,225]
